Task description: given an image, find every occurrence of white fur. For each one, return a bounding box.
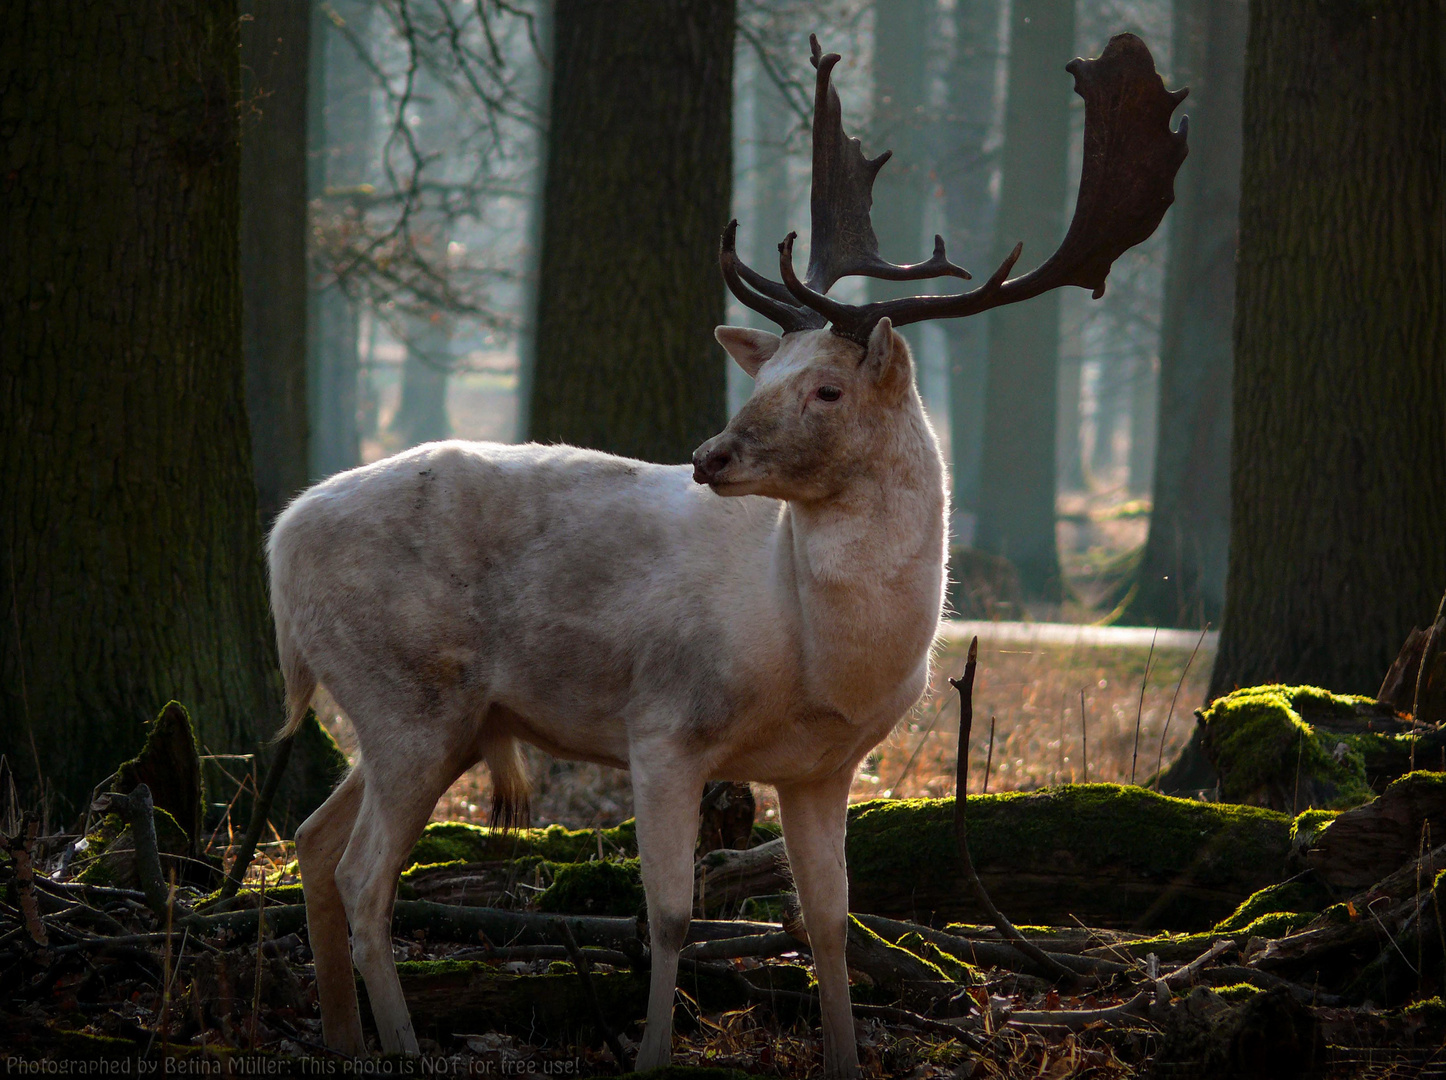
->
[269,322,948,1076]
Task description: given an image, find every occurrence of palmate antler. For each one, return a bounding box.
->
[722,33,1189,344]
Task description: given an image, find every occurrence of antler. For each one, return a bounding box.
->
[724,33,1188,344]
[721,34,970,332]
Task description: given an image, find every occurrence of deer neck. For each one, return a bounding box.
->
[778,400,947,718]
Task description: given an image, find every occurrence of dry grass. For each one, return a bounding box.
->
[315,633,1214,831]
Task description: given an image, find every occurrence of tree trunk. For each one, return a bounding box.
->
[867,0,933,368]
[1127,0,1244,629]
[1056,299,1086,492]
[0,3,282,820]
[306,0,372,479]
[975,0,1076,599]
[941,0,1004,524]
[391,319,454,449]
[240,0,312,529]
[527,0,734,466]
[1209,2,1446,697]
[1127,353,1158,495]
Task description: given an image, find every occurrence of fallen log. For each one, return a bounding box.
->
[1305,772,1446,891]
[1172,684,1446,812]
[845,785,1292,930]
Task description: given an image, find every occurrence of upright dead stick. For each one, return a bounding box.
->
[950,638,1074,983]
[1080,689,1089,782]
[219,734,294,901]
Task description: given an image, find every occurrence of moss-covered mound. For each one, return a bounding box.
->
[538,859,644,916]
[1212,879,1330,934]
[846,784,1292,931]
[407,818,639,868]
[1198,685,1406,811]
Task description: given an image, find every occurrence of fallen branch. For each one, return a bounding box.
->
[854,913,1128,979]
[1005,990,1153,1032]
[192,899,778,951]
[1161,938,1234,989]
[951,639,1077,985]
[680,930,801,962]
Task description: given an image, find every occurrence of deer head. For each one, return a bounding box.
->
[695,32,1187,500]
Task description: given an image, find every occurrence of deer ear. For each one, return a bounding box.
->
[862,318,911,396]
[715,326,782,378]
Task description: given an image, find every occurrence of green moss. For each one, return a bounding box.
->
[1213,880,1326,933]
[1401,996,1446,1024]
[406,819,639,868]
[846,784,1291,929]
[1199,686,1381,809]
[1233,910,1314,937]
[1214,982,1264,1003]
[73,807,192,887]
[895,932,979,983]
[1290,808,1339,848]
[538,858,644,916]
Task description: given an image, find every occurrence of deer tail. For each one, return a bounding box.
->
[484,735,531,834]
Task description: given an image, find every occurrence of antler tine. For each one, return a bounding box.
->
[720,220,824,334]
[803,34,972,294]
[822,33,1187,336]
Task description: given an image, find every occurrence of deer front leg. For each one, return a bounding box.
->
[778,771,859,1079]
[631,753,704,1072]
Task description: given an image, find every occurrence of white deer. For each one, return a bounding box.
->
[269,33,1184,1078]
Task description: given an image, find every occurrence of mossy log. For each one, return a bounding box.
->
[1170,684,1446,812]
[845,785,1292,930]
[1250,841,1446,1005]
[414,786,1290,931]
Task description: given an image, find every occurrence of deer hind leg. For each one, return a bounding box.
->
[778,772,860,1080]
[334,752,458,1055]
[295,765,367,1056]
[631,753,705,1072]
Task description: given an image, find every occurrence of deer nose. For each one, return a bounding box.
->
[692,445,732,485]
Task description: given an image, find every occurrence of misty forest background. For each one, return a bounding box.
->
[2,0,1443,833]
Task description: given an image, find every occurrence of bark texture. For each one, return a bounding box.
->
[1127,0,1245,629]
[1210,2,1446,697]
[0,4,282,818]
[240,0,312,528]
[974,0,1076,598]
[527,0,734,465]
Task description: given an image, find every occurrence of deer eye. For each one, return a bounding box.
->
[816,386,842,402]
